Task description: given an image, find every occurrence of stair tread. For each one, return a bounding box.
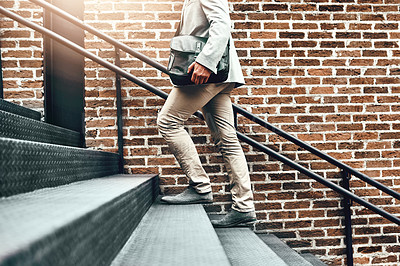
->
[215,228,289,266]
[301,253,328,266]
[111,199,231,266]
[0,109,81,147]
[257,234,314,266]
[0,174,157,262]
[0,99,41,121]
[0,137,119,196]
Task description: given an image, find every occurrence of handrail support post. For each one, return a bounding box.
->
[341,170,354,266]
[233,110,238,130]
[115,47,124,174]
[0,50,3,99]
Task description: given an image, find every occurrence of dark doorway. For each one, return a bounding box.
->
[43,0,85,146]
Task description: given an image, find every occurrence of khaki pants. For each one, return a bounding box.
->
[157,82,254,212]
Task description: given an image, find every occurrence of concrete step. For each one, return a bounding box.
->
[0,99,41,121]
[0,137,119,197]
[111,198,231,266]
[257,234,318,266]
[301,253,328,266]
[215,228,289,266]
[0,174,159,266]
[0,109,81,147]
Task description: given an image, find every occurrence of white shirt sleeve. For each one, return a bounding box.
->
[195,0,231,74]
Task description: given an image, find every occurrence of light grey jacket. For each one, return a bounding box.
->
[177,0,245,87]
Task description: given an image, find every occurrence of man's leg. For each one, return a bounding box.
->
[157,83,233,201]
[201,86,256,226]
[201,86,255,212]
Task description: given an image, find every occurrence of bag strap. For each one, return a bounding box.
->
[174,0,188,37]
[174,20,181,37]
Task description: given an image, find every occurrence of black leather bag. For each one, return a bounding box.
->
[167,35,229,86]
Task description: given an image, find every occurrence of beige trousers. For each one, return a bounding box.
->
[157,82,254,212]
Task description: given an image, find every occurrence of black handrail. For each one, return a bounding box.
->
[233,104,400,201]
[2,6,399,224]
[3,6,400,265]
[115,47,124,173]
[341,171,354,265]
[0,51,3,99]
[0,5,168,175]
[27,0,400,203]
[29,0,168,74]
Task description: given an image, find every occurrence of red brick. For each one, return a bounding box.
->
[319,5,344,12]
[4,90,35,99]
[263,4,288,11]
[347,4,372,12]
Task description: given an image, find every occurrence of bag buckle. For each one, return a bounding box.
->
[194,42,202,58]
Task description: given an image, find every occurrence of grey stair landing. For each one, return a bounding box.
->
[0,174,159,266]
[0,98,41,121]
[0,109,81,147]
[111,199,231,266]
[257,234,315,266]
[215,228,289,266]
[0,137,119,197]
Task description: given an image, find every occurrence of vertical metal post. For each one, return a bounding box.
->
[115,47,124,174]
[233,110,238,130]
[341,170,354,266]
[0,49,3,99]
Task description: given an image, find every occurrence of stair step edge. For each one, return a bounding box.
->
[0,99,41,121]
[0,137,119,197]
[0,174,159,266]
[257,234,315,266]
[215,228,289,266]
[0,109,81,147]
[301,253,328,266]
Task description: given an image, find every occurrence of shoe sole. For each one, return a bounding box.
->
[160,198,213,205]
[212,218,257,228]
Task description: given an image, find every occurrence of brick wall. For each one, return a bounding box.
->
[2,0,400,264]
[1,0,44,115]
[84,0,400,264]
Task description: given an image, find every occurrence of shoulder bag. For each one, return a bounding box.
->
[167,35,230,86]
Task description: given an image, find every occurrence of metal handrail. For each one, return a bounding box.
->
[2,6,399,226]
[0,51,3,99]
[233,104,400,201]
[29,0,169,74]
[26,0,400,203]
[4,6,400,265]
[0,9,168,101]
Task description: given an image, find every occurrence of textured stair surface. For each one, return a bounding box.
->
[301,253,328,266]
[0,98,41,121]
[215,228,289,266]
[111,199,231,266]
[0,137,119,197]
[0,174,159,266]
[0,110,81,147]
[257,234,315,266]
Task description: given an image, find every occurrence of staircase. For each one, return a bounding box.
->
[4,2,400,264]
[110,198,326,266]
[0,100,159,265]
[0,99,326,265]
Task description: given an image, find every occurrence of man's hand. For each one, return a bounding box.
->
[188,62,212,85]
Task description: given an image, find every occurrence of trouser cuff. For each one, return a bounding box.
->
[231,205,255,213]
